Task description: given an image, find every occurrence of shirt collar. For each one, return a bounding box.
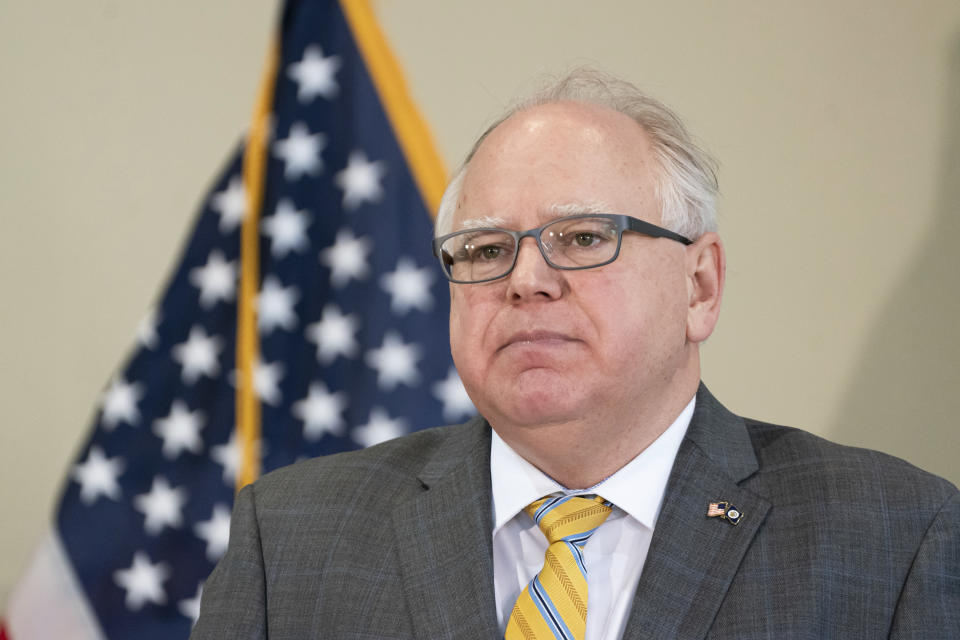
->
[490,395,695,534]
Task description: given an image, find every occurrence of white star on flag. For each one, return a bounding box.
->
[210,175,247,233]
[179,583,204,626]
[194,504,232,562]
[72,446,125,504]
[133,476,188,536]
[101,377,145,430]
[230,360,285,407]
[189,250,237,308]
[305,304,360,364]
[334,150,386,210]
[258,276,300,334]
[353,407,406,447]
[274,121,325,180]
[261,199,311,258]
[381,257,435,314]
[432,368,476,422]
[113,551,170,611]
[255,360,284,406]
[365,331,422,390]
[211,433,240,485]
[320,228,372,288]
[287,44,341,102]
[172,325,223,384]
[136,307,160,350]
[153,400,204,459]
[293,382,348,440]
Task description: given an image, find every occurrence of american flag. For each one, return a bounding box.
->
[2,1,473,638]
[707,501,729,518]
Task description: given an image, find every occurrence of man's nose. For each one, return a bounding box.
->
[506,237,564,300]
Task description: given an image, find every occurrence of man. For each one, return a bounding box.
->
[192,70,959,639]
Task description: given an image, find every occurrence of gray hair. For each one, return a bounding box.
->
[435,68,719,240]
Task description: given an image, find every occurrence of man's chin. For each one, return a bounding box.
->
[461,365,595,426]
[488,387,589,428]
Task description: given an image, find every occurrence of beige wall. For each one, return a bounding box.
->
[2,0,958,602]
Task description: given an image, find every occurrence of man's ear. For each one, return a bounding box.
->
[685,232,725,344]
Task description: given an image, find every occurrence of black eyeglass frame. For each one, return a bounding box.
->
[432,213,694,284]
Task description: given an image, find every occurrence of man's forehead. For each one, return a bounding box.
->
[453,201,614,231]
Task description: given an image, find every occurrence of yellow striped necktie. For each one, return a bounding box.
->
[504,494,613,640]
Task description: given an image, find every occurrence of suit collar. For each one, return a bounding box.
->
[683,383,760,483]
[414,414,491,486]
[391,417,501,639]
[622,384,771,640]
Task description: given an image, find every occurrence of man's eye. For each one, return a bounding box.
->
[574,233,598,247]
[477,245,503,260]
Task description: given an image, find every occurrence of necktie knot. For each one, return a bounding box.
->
[524,495,613,546]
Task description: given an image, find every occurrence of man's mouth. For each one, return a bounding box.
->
[499,330,577,352]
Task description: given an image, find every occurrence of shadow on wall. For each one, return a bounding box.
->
[830,36,960,486]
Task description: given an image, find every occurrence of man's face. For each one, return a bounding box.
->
[448,101,696,434]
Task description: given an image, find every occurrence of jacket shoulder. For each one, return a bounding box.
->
[248,421,481,508]
[744,419,957,510]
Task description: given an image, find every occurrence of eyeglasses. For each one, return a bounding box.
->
[432,213,693,284]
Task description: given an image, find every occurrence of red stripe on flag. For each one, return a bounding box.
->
[1,621,11,640]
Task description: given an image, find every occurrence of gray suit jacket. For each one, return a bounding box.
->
[191,386,960,639]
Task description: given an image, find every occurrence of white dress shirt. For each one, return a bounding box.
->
[490,397,695,640]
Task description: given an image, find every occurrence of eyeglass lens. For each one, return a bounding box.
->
[440,215,621,283]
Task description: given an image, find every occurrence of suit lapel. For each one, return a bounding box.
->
[391,417,501,639]
[622,386,771,640]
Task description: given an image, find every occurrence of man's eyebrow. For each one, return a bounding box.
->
[456,215,508,230]
[548,202,613,216]
[454,204,612,232]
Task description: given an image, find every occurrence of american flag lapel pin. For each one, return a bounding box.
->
[707,500,742,525]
